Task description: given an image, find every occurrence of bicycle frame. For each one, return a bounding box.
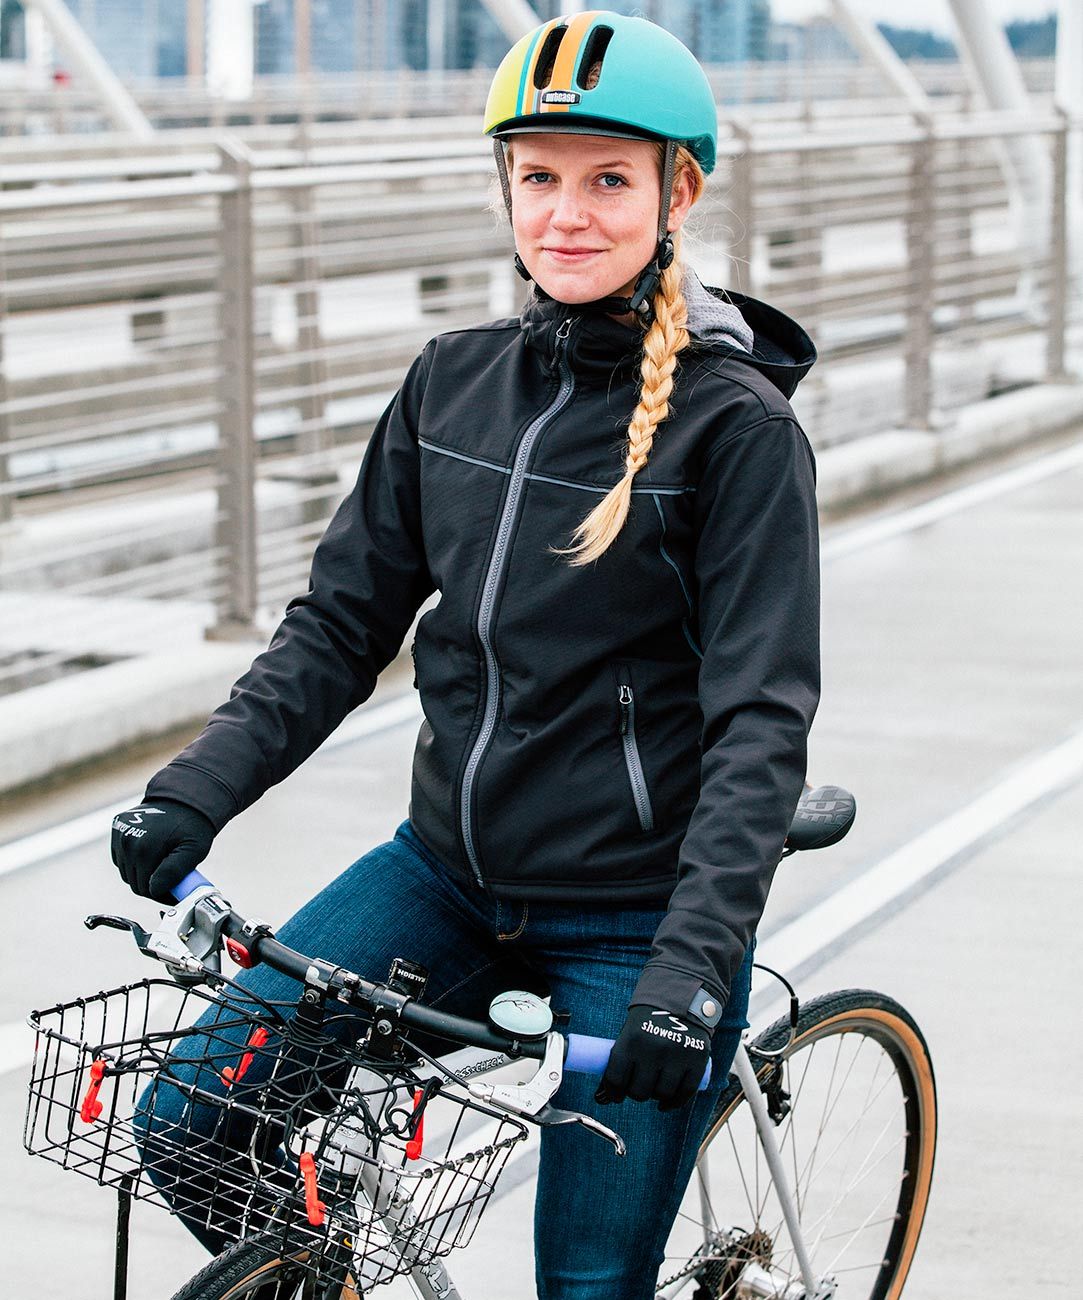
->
[338,1039,829,1300]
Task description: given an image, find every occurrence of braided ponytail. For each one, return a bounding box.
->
[558,149,703,567]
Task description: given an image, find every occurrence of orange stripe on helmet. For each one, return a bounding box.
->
[544,12,600,112]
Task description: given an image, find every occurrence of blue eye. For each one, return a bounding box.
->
[524,172,552,184]
[599,174,627,188]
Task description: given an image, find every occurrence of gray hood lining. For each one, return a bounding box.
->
[681,268,754,354]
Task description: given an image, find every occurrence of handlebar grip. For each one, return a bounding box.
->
[172,869,213,901]
[564,1033,712,1091]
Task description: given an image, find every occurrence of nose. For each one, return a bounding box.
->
[549,184,589,232]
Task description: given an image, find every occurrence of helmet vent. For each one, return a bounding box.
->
[576,26,614,90]
[533,25,568,90]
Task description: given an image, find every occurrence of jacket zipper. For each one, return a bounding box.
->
[459,318,576,886]
[617,669,655,833]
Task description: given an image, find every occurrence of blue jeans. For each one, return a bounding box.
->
[138,821,752,1300]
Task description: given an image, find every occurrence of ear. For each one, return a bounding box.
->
[666,168,696,235]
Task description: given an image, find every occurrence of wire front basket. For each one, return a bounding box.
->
[25,978,528,1289]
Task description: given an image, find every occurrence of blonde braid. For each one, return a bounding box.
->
[560,235,692,567]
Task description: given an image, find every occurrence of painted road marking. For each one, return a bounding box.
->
[822,436,1083,561]
[0,692,422,882]
[755,721,1083,995]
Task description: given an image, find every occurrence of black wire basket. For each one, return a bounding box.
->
[25,977,529,1289]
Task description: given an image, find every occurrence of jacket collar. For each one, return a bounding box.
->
[519,291,642,381]
[519,275,817,398]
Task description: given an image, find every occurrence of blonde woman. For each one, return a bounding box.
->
[113,12,819,1298]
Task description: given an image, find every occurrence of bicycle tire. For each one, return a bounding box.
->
[658,988,937,1300]
[169,1238,359,1300]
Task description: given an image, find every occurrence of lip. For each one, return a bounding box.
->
[543,248,605,261]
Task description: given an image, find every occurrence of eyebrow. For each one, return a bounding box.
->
[514,158,635,171]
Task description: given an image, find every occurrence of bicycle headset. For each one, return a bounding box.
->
[483,10,719,323]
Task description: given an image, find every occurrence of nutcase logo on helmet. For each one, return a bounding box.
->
[542,90,581,105]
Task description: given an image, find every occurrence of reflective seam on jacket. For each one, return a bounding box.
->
[459,318,577,885]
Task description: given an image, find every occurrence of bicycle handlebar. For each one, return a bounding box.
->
[168,872,713,1091]
[175,868,213,900]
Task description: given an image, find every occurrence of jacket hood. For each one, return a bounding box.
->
[520,274,817,400]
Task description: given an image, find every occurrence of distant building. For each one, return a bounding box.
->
[12,1,983,87]
[58,0,187,79]
[258,0,774,75]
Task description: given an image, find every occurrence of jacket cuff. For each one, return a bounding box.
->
[631,964,729,1034]
[145,761,241,834]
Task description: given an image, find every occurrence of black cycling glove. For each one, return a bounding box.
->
[111,800,215,904]
[595,1004,712,1111]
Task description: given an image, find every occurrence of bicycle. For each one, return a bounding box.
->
[24,785,936,1300]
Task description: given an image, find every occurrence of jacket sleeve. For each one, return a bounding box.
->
[145,345,437,830]
[631,414,820,1023]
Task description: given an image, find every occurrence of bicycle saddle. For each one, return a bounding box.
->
[786,785,856,851]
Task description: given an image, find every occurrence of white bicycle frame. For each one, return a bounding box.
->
[337,1037,832,1300]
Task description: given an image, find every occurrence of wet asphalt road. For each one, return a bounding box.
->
[2,433,1081,1298]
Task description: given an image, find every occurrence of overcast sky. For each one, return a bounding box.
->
[772,0,1057,33]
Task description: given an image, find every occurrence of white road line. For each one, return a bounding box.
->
[822,436,1083,560]
[1,437,1079,882]
[0,693,422,882]
[4,723,1082,1080]
[757,721,1083,984]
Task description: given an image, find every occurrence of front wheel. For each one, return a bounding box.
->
[170,1241,359,1299]
[658,989,937,1300]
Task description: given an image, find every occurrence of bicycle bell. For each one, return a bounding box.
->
[488,990,553,1040]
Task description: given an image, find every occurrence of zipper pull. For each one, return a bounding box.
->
[551,317,573,371]
[618,684,632,735]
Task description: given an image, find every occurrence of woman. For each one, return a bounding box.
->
[113,12,819,1298]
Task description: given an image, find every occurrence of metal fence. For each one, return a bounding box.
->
[0,57,1057,137]
[0,108,1076,691]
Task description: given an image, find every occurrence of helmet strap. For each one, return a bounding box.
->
[493,139,512,216]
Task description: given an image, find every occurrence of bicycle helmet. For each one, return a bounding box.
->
[484,11,718,319]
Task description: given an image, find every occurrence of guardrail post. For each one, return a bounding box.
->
[292,122,332,467]
[1046,114,1069,381]
[729,118,756,296]
[904,121,935,430]
[209,139,260,640]
[0,231,11,531]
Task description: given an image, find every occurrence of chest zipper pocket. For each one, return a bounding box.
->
[616,667,655,833]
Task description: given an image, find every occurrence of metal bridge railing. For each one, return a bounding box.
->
[0,109,1076,686]
[0,58,1057,137]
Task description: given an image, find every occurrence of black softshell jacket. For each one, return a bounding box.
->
[147,286,820,1025]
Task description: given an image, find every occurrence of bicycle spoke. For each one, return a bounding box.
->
[792,1032,866,1200]
[821,1177,907,1277]
[795,1055,899,1210]
[807,1125,906,1258]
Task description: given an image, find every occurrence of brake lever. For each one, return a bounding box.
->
[85,885,232,985]
[85,913,154,952]
[464,1032,626,1156]
[532,1102,626,1157]
[466,1031,565,1116]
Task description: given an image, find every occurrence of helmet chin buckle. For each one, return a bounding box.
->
[624,235,674,319]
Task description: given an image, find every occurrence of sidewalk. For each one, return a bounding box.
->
[2,372,1082,797]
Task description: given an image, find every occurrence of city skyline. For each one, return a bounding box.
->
[0,1,1060,81]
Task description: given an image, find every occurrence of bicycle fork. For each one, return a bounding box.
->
[712,1045,835,1300]
[351,1157,463,1300]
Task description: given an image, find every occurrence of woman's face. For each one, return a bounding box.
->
[509,133,694,306]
